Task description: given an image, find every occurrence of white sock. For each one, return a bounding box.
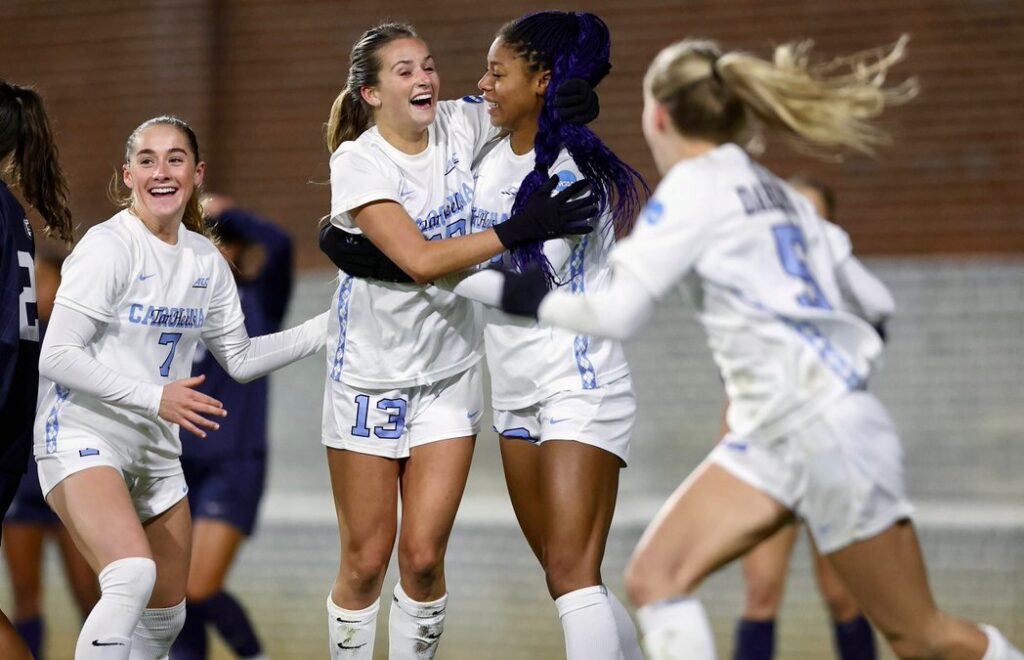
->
[388,583,447,660]
[128,599,185,659]
[76,557,157,659]
[607,588,644,660]
[554,585,621,660]
[636,596,716,660]
[327,594,379,660]
[982,624,1024,660]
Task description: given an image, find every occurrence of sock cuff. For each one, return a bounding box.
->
[393,582,448,618]
[980,624,1008,660]
[554,585,609,618]
[637,596,703,633]
[98,556,156,584]
[141,599,186,624]
[327,594,380,622]
[738,617,776,629]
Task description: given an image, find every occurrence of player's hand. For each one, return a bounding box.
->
[499,265,551,319]
[159,374,227,438]
[553,78,600,125]
[493,176,598,249]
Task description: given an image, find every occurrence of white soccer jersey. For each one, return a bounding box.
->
[471,138,629,409]
[610,144,883,442]
[34,210,244,475]
[326,97,498,388]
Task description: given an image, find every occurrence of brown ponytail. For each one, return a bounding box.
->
[0,81,74,243]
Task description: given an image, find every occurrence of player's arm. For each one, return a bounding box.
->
[352,175,596,284]
[202,311,328,384]
[0,217,20,405]
[39,305,225,437]
[835,256,894,329]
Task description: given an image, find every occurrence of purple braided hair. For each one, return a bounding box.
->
[498,12,649,281]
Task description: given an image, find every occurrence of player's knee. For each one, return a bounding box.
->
[543,551,600,598]
[397,542,444,588]
[341,551,390,594]
[99,557,157,609]
[744,574,785,618]
[185,582,219,604]
[880,616,950,660]
[821,592,860,623]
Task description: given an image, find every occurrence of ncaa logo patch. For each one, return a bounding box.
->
[461,95,484,104]
[553,169,578,194]
[22,216,33,239]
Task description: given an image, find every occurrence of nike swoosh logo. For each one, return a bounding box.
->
[549,417,569,424]
[139,273,156,281]
[466,410,481,419]
[92,640,126,647]
[444,164,457,175]
[338,642,367,649]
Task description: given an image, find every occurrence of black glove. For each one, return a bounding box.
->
[493,176,598,249]
[553,78,600,125]
[318,224,414,283]
[499,265,550,319]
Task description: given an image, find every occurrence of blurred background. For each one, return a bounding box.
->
[2,0,1022,658]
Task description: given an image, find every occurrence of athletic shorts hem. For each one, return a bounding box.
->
[815,502,916,555]
[707,452,796,510]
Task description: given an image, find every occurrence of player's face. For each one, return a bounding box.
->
[123,124,204,226]
[478,38,548,134]
[363,38,439,135]
[641,86,674,175]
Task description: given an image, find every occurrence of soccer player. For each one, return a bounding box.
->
[1,79,75,660]
[170,195,291,660]
[320,22,596,659]
[34,115,326,659]
[499,36,1024,660]
[4,246,100,660]
[467,13,646,660]
[732,177,882,660]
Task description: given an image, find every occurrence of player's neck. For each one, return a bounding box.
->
[377,123,429,155]
[131,207,181,245]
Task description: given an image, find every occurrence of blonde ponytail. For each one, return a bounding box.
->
[648,35,918,159]
[325,86,372,153]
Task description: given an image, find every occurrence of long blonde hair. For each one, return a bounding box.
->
[109,115,214,240]
[325,23,420,153]
[646,35,918,158]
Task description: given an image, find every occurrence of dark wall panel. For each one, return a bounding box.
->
[3,0,1021,268]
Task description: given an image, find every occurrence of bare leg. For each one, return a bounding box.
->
[185,519,245,602]
[740,523,799,621]
[396,436,476,601]
[499,437,544,561]
[327,448,400,608]
[826,521,988,660]
[2,524,46,621]
[0,611,32,660]
[626,462,792,607]
[56,525,101,617]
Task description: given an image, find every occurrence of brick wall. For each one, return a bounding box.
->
[3,0,1022,267]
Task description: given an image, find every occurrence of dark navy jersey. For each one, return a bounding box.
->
[0,180,40,473]
[180,208,293,461]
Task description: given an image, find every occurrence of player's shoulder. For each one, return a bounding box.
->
[330,132,396,175]
[78,210,136,253]
[182,225,222,257]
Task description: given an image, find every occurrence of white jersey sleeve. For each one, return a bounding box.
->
[200,254,245,340]
[55,225,133,322]
[438,96,501,160]
[329,144,402,230]
[609,162,718,300]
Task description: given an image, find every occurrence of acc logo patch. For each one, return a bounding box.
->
[461,95,484,104]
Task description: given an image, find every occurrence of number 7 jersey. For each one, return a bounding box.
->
[35,209,244,476]
[610,144,883,442]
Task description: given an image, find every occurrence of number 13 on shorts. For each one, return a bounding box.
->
[351,394,408,439]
